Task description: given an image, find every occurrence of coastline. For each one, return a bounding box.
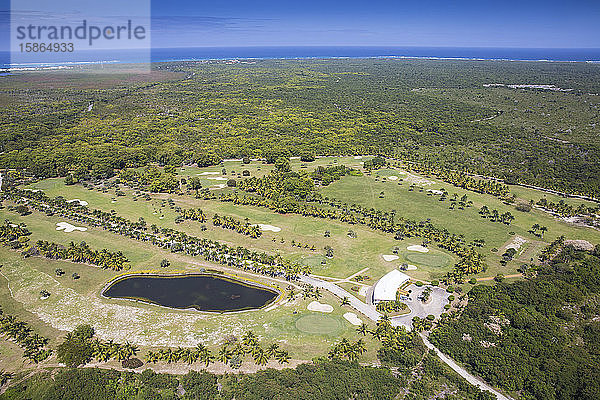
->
[2,46,600,72]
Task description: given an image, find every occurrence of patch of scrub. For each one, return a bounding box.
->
[307,301,333,313]
[206,177,228,181]
[256,224,281,232]
[1,259,272,347]
[295,314,343,335]
[382,254,399,262]
[56,222,87,233]
[343,312,362,326]
[407,245,429,253]
[67,199,89,206]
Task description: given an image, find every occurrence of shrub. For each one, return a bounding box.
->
[446,286,454,293]
[415,281,424,287]
[469,278,477,285]
[122,358,143,369]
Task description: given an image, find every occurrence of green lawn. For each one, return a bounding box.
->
[4,158,598,374]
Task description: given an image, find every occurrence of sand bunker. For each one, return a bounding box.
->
[198,172,219,176]
[382,254,399,262]
[427,189,444,195]
[387,176,398,181]
[256,224,281,232]
[343,312,362,326]
[307,301,333,313]
[56,222,87,233]
[354,156,363,159]
[506,236,527,251]
[212,184,227,189]
[406,265,418,270]
[206,177,227,181]
[407,245,429,253]
[67,199,89,206]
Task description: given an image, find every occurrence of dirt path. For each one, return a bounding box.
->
[476,273,523,281]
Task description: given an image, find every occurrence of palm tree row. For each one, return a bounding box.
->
[211,189,486,278]
[212,214,262,238]
[90,339,139,362]
[479,206,515,225]
[145,331,290,367]
[536,198,600,218]
[146,343,213,365]
[327,338,367,362]
[396,160,511,198]
[10,189,309,280]
[0,308,52,363]
[32,240,130,271]
[175,207,206,223]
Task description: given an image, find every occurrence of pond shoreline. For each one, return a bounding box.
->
[100,272,282,314]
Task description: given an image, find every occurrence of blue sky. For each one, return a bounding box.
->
[150,0,600,48]
[2,0,600,49]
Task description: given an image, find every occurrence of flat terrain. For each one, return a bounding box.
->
[1,156,599,375]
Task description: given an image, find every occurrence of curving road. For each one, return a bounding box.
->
[301,274,512,400]
[420,333,513,400]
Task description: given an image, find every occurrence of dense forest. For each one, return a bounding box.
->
[1,59,599,197]
[430,244,600,400]
[0,357,495,400]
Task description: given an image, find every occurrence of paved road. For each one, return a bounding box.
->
[390,285,448,329]
[302,275,512,400]
[420,333,513,400]
[299,275,382,322]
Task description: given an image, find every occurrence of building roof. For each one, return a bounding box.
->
[372,269,410,302]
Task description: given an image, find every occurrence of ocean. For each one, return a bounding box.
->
[2,46,600,70]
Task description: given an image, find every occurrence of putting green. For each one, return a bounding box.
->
[295,314,343,335]
[403,252,452,268]
[301,255,327,268]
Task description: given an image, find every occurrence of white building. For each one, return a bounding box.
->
[372,269,410,303]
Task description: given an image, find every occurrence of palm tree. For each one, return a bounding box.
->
[265,343,279,358]
[274,350,290,364]
[217,345,232,364]
[340,297,350,306]
[356,323,368,336]
[253,348,269,366]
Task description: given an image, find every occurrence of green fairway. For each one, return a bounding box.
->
[402,252,453,268]
[295,314,344,335]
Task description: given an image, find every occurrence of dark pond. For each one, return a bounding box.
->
[102,274,278,312]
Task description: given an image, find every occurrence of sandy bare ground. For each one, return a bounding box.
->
[307,301,333,313]
[407,245,429,253]
[343,312,362,326]
[56,222,87,232]
[256,224,281,232]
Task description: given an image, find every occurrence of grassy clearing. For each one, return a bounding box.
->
[320,167,600,277]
